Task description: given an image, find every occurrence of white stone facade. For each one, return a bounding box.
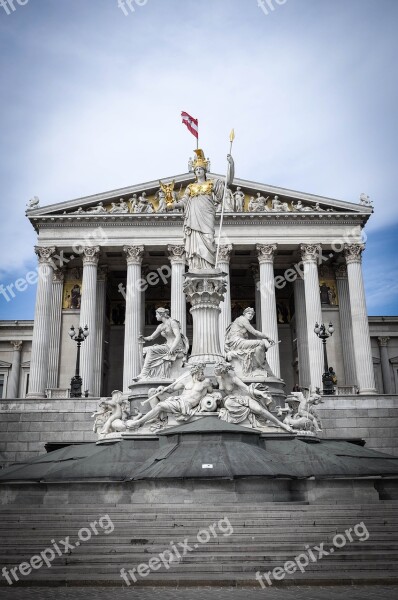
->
[2,171,396,399]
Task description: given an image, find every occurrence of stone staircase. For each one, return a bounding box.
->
[1,502,398,586]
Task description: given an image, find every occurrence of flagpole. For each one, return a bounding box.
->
[215,129,235,269]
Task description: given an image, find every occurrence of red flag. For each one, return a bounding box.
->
[181,111,198,139]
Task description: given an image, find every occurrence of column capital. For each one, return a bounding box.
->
[256,244,277,264]
[35,246,56,265]
[52,268,65,283]
[82,246,100,266]
[300,244,321,263]
[217,244,233,263]
[167,244,186,264]
[123,245,144,265]
[10,341,23,352]
[344,243,365,264]
[334,263,348,278]
[378,336,390,347]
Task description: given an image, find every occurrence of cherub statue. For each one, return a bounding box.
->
[277,390,323,433]
[26,196,40,211]
[215,362,293,432]
[92,390,135,436]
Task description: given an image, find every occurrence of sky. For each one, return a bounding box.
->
[0,0,397,319]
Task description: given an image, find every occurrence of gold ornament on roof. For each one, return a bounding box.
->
[159,180,176,207]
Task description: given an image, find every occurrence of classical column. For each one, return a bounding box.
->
[27,247,56,398]
[335,264,357,386]
[168,244,187,334]
[300,244,323,391]
[79,246,100,396]
[7,341,23,398]
[46,269,64,390]
[251,264,262,331]
[344,244,377,394]
[217,244,233,349]
[378,337,391,394]
[293,278,311,389]
[256,244,280,378]
[123,245,144,392]
[93,266,107,397]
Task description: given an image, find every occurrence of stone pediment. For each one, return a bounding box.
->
[26,172,373,227]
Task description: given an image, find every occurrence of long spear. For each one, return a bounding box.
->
[140,370,191,406]
[215,129,235,269]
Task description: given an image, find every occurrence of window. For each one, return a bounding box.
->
[0,374,5,399]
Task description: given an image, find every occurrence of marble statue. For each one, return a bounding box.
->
[87,202,107,214]
[72,207,86,214]
[234,187,245,212]
[134,192,154,214]
[26,196,40,211]
[248,193,269,212]
[168,149,234,271]
[127,363,212,429]
[224,187,235,212]
[277,390,323,433]
[92,390,133,435]
[215,362,293,432]
[271,196,290,212]
[129,195,138,212]
[360,193,373,206]
[110,199,129,214]
[134,307,189,381]
[156,190,168,213]
[188,157,194,172]
[225,307,275,377]
[292,200,312,212]
[312,202,325,212]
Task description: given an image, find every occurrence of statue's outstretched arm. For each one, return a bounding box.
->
[168,320,182,353]
[144,324,163,342]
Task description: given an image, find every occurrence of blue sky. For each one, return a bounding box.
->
[0,0,397,319]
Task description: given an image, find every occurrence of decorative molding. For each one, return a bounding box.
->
[377,337,390,347]
[81,246,100,266]
[34,246,56,265]
[344,243,365,264]
[256,244,277,264]
[97,265,108,282]
[167,244,186,264]
[300,244,321,263]
[123,245,144,265]
[217,244,233,263]
[10,341,23,352]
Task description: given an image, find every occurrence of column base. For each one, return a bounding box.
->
[358,388,378,395]
[26,392,47,399]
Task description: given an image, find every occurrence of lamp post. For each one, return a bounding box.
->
[314,322,335,395]
[68,325,89,397]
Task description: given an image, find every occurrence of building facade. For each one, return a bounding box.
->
[1,168,393,399]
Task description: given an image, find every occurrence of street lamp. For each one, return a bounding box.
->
[68,325,89,397]
[314,322,335,395]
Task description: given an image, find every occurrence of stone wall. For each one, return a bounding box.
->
[318,395,398,456]
[0,398,98,467]
[1,394,398,467]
